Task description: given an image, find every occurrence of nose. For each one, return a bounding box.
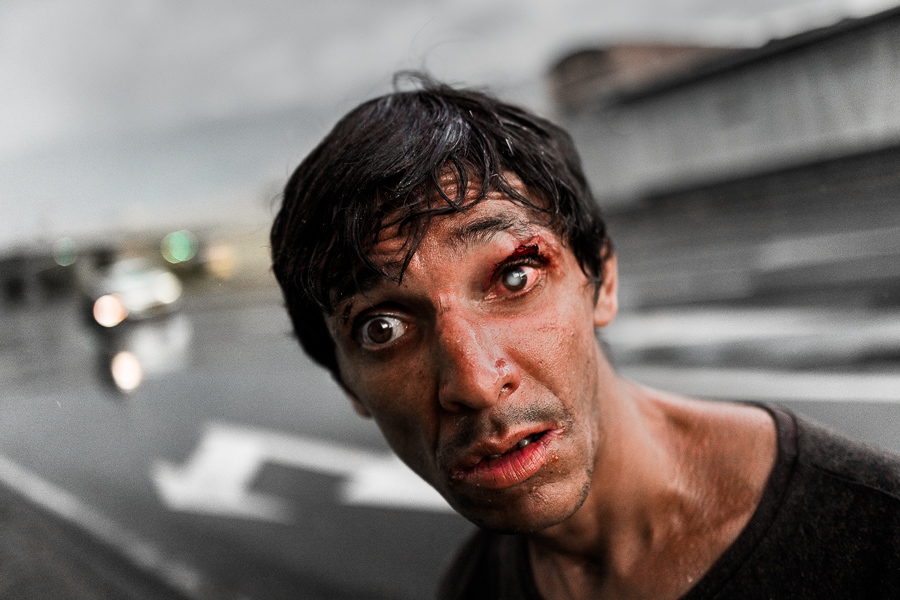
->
[434,314,520,412]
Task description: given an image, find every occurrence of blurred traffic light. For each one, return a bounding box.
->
[161,230,198,264]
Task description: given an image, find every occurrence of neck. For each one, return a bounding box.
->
[528,375,776,600]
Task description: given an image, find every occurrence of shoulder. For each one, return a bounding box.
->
[792,410,900,501]
[693,407,900,598]
[770,407,900,566]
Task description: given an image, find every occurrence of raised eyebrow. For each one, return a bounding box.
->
[449,213,535,249]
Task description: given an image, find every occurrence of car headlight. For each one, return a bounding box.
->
[110,351,143,392]
[93,294,129,327]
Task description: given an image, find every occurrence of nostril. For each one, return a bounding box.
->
[500,383,513,396]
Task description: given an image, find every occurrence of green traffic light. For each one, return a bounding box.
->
[162,230,198,263]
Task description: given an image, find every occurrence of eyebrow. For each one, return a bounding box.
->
[447,212,535,250]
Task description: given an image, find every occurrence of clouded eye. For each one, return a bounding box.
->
[501,266,529,292]
[360,316,406,346]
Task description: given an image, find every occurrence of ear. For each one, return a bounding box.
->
[336,378,372,418]
[593,252,618,328]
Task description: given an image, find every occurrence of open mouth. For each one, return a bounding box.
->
[452,429,558,490]
[483,432,545,461]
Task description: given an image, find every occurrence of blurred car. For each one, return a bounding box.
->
[82,258,183,328]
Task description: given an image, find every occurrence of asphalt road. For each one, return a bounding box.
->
[1,277,899,599]
[0,281,474,600]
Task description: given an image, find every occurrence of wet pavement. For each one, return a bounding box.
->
[0,480,192,600]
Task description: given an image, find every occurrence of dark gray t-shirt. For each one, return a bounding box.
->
[438,406,900,599]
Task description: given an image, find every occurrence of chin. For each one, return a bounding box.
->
[448,478,591,534]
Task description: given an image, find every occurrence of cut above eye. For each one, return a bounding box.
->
[360,316,406,346]
[501,266,529,292]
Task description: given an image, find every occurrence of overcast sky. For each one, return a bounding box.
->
[2,0,898,249]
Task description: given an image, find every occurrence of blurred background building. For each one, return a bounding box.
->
[551,7,900,310]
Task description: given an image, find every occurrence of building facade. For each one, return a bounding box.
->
[554,7,900,309]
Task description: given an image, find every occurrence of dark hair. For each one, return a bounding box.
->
[271,74,610,377]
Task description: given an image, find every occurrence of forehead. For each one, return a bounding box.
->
[369,196,557,271]
[326,175,564,310]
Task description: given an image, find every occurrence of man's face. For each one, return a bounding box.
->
[327,193,617,532]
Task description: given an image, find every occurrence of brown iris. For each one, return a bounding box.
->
[365,318,395,344]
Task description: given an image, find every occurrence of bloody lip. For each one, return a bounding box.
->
[450,428,560,490]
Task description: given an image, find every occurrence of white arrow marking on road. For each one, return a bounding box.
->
[152,422,452,522]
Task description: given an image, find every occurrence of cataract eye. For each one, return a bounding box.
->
[502,267,528,292]
[361,316,405,345]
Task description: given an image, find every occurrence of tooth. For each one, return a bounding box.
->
[487,454,502,460]
[517,438,531,449]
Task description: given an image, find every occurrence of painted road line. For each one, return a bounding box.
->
[622,366,900,403]
[0,453,207,600]
[152,422,451,523]
[341,454,448,509]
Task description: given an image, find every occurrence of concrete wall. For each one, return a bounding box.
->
[608,145,900,309]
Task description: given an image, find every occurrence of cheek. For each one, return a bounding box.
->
[342,358,439,473]
[508,295,599,397]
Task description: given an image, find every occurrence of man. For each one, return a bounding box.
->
[270,76,900,599]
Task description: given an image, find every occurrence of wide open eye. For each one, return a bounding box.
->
[501,266,529,292]
[359,316,406,347]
